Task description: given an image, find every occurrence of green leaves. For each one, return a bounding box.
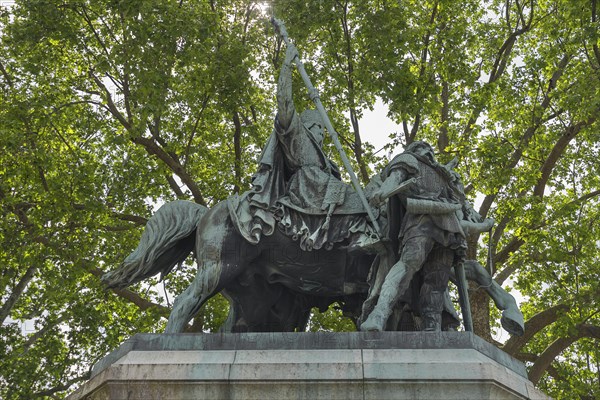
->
[1,0,599,398]
[0,1,273,398]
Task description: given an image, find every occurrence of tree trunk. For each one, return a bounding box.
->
[464,234,492,341]
[470,288,492,342]
[349,107,370,183]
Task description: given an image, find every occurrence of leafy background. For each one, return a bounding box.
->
[1,0,599,398]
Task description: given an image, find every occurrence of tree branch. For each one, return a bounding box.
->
[87,267,170,317]
[0,265,37,325]
[533,117,596,198]
[515,353,567,383]
[591,0,600,68]
[130,136,206,205]
[478,55,573,268]
[0,59,14,87]
[488,271,597,361]
[494,237,525,269]
[464,1,538,144]
[408,0,439,142]
[494,260,521,285]
[437,80,450,152]
[2,195,166,320]
[233,110,243,193]
[529,323,600,384]
[503,304,569,356]
[112,212,148,225]
[166,174,185,198]
[495,188,600,279]
[89,71,132,132]
[78,6,121,84]
[19,314,69,355]
[490,0,534,82]
[33,373,91,398]
[184,94,210,167]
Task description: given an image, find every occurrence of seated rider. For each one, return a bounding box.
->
[228,43,376,251]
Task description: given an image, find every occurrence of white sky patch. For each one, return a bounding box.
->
[359,98,403,160]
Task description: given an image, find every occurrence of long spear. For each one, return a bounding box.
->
[271,18,381,236]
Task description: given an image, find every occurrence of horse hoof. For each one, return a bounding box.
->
[360,322,382,332]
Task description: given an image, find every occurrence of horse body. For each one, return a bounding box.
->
[102,199,371,333]
[215,227,371,332]
[103,197,524,336]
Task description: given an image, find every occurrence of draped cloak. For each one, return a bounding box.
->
[228,111,374,251]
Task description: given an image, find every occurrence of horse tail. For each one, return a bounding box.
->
[102,200,208,289]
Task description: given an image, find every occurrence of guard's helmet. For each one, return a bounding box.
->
[406,141,435,161]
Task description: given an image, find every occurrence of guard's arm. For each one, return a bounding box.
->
[276,44,299,130]
[369,168,409,206]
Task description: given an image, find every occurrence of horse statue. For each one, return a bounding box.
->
[102,158,524,337]
[103,41,524,337]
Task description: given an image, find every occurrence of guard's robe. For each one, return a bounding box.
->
[382,152,467,253]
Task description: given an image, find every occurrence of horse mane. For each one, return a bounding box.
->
[102,200,208,289]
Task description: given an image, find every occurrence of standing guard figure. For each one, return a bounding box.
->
[360,141,482,332]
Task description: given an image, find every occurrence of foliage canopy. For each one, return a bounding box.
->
[1,0,599,398]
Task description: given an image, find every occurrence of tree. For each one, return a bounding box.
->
[0,0,272,397]
[1,0,598,398]
[282,1,599,397]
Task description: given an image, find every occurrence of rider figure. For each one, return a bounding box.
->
[270,43,344,217]
[235,43,374,251]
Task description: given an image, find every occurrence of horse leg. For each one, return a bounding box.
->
[219,274,283,332]
[462,260,524,336]
[219,296,243,333]
[360,253,394,323]
[165,257,225,333]
[165,202,247,333]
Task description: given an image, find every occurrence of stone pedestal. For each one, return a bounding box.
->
[67,332,549,400]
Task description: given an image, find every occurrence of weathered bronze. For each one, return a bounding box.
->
[102,34,524,337]
[360,141,493,332]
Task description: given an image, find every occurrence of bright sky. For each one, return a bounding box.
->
[358,98,403,160]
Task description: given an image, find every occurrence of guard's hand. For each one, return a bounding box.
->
[285,43,299,64]
[482,217,495,230]
[369,190,382,207]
